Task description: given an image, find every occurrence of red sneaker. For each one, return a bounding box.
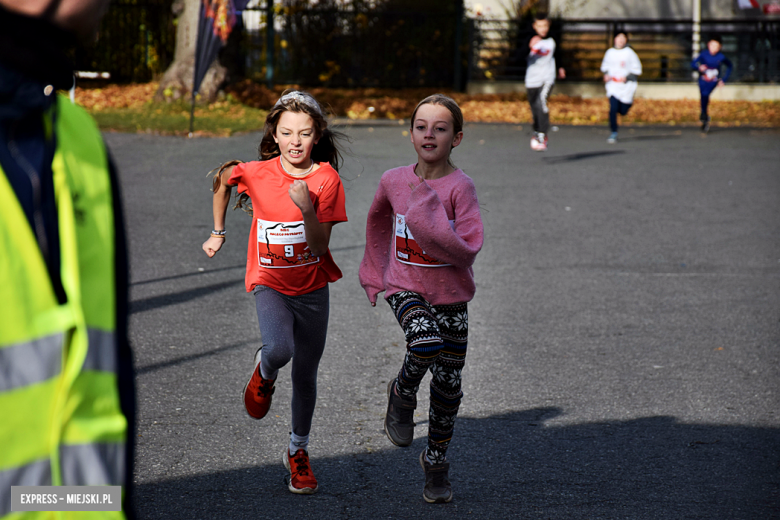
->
[242,349,275,419]
[283,448,318,494]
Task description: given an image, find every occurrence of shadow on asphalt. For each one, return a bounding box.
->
[129,279,244,315]
[616,134,683,142]
[131,265,245,286]
[129,246,363,289]
[134,340,254,375]
[542,150,626,163]
[132,407,779,519]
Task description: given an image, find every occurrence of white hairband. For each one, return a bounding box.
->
[274,91,323,115]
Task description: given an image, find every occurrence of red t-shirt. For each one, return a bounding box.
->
[228,157,348,295]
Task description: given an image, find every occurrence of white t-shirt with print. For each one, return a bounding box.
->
[525,37,557,88]
[600,47,642,104]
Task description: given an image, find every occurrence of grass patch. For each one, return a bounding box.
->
[88,98,266,137]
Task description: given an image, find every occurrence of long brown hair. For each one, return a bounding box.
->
[409,93,464,168]
[234,89,346,213]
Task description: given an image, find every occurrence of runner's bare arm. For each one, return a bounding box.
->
[203,164,237,257]
[288,179,333,257]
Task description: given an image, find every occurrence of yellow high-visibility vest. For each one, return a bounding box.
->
[0,95,127,519]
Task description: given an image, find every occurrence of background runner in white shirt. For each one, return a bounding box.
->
[600,31,642,143]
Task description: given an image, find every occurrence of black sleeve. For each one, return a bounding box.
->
[549,17,564,58]
[517,34,533,61]
[108,152,136,520]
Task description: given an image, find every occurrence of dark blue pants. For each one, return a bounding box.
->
[700,94,710,121]
[609,96,632,132]
[699,80,717,121]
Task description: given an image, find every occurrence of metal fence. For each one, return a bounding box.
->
[73,0,176,83]
[239,3,467,89]
[75,3,779,87]
[470,18,780,83]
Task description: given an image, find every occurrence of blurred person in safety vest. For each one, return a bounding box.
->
[0,0,135,518]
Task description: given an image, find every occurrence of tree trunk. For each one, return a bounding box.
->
[155,0,226,103]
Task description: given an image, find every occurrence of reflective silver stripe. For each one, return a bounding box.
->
[0,459,52,516]
[0,333,63,392]
[60,442,125,486]
[84,328,118,373]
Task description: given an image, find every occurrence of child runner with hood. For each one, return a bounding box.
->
[600,31,642,143]
[202,90,347,495]
[359,94,484,504]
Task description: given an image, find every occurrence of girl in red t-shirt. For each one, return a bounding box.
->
[202,91,347,495]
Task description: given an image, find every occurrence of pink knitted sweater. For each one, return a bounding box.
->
[359,164,484,306]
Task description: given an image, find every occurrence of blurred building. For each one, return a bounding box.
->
[465,0,780,19]
[467,0,780,98]
[549,0,780,19]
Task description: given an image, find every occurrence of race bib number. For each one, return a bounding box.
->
[704,68,719,81]
[257,219,320,268]
[394,214,453,267]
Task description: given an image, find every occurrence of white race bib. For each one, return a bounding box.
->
[257,219,320,268]
[394,214,453,267]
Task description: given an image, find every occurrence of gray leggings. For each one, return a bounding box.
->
[254,285,329,437]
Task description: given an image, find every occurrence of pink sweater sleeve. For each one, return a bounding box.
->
[405,179,483,269]
[358,179,393,304]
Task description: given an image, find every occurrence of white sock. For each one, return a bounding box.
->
[256,350,277,381]
[289,433,309,455]
[259,363,276,381]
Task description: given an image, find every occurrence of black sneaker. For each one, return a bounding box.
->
[701,115,711,133]
[384,379,416,447]
[419,450,452,503]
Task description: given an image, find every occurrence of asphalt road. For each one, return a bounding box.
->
[105,122,780,520]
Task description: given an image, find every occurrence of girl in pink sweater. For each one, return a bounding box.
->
[359,94,484,504]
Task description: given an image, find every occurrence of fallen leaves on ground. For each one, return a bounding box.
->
[75,82,266,136]
[73,82,158,110]
[74,80,780,134]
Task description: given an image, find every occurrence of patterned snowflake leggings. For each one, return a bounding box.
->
[387,291,468,464]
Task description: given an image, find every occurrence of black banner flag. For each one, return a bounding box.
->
[190,0,252,134]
